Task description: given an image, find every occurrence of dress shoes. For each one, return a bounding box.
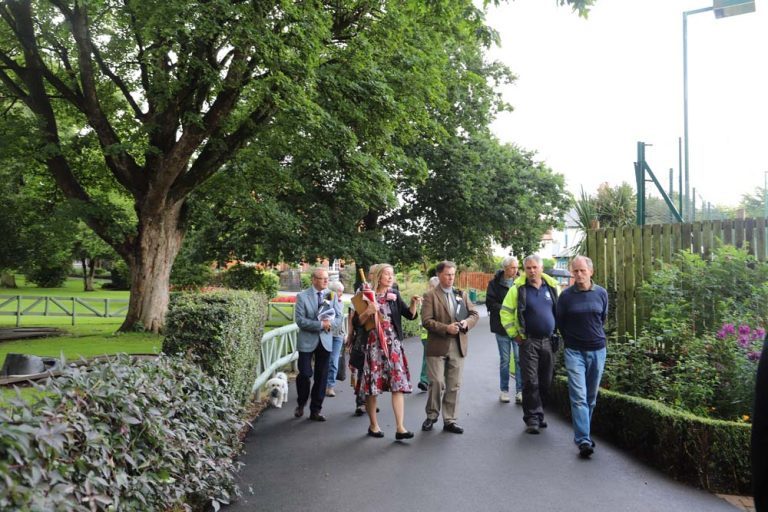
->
[294,405,304,418]
[354,407,365,416]
[525,424,540,435]
[578,442,594,458]
[443,423,464,434]
[421,418,437,431]
[395,430,414,440]
[309,412,326,422]
[417,381,428,391]
[539,419,548,428]
[367,428,384,438]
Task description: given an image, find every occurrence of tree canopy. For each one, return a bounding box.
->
[0,0,589,330]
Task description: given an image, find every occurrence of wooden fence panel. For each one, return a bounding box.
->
[758,218,767,261]
[583,217,768,341]
[458,272,494,291]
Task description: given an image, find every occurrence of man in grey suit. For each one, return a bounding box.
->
[294,268,343,421]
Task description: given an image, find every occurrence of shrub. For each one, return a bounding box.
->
[163,290,268,405]
[223,264,279,299]
[103,260,130,290]
[171,254,214,290]
[25,261,70,288]
[0,355,244,511]
[550,376,751,494]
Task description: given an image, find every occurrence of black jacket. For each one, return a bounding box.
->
[486,269,511,335]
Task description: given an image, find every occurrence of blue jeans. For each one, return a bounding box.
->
[564,347,607,446]
[326,335,344,389]
[495,334,522,393]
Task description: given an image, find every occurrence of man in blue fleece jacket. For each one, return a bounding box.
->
[556,256,608,458]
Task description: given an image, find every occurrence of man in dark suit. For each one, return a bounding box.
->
[421,260,479,434]
[293,268,342,421]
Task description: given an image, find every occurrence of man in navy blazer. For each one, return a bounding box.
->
[294,268,343,421]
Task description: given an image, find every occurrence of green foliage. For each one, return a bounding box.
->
[163,290,267,406]
[25,261,71,288]
[0,355,244,511]
[222,264,279,299]
[640,246,768,344]
[170,253,214,290]
[549,377,751,494]
[603,246,766,422]
[105,260,130,290]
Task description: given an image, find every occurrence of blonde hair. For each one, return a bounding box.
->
[373,264,394,291]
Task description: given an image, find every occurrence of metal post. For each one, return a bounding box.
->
[692,187,697,222]
[669,168,674,223]
[683,7,714,223]
[764,170,767,219]
[678,137,683,219]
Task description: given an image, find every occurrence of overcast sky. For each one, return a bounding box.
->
[486,0,768,209]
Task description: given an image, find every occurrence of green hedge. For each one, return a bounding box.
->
[549,376,751,494]
[163,290,268,406]
[0,355,244,511]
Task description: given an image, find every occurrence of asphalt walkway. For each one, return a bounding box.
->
[227,311,740,512]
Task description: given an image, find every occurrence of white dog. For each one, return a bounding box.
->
[266,372,289,408]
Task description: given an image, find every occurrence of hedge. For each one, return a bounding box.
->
[549,376,751,494]
[0,355,244,511]
[163,290,268,406]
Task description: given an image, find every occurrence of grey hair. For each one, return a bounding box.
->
[570,255,594,270]
[311,267,328,278]
[501,256,519,268]
[328,280,344,293]
[428,276,440,289]
[523,254,542,266]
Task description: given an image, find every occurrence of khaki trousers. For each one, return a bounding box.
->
[425,338,464,425]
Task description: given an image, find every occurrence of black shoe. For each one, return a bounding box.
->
[525,424,540,435]
[422,418,436,431]
[294,405,304,418]
[309,412,326,422]
[443,423,464,434]
[539,419,548,429]
[367,428,384,438]
[578,442,594,458]
[354,407,365,416]
[417,381,428,391]
[395,430,414,440]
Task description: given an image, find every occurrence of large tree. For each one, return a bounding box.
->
[0,0,593,331]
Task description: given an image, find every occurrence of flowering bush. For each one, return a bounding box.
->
[270,295,297,303]
[717,323,764,361]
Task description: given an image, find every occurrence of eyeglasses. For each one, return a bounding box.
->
[313,276,329,281]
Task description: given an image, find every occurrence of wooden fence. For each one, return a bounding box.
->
[457,272,494,291]
[585,217,768,340]
[0,295,129,326]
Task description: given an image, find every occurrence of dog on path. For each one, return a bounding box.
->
[266,372,289,408]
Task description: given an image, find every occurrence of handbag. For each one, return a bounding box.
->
[336,350,347,381]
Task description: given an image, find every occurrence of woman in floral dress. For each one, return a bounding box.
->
[358,264,421,440]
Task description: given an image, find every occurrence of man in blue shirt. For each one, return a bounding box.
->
[556,256,609,458]
[500,254,559,434]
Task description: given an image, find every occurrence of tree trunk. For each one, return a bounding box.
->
[83,258,96,292]
[0,271,17,288]
[119,203,185,333]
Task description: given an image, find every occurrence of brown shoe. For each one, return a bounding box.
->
[309,412,327,422]
[294,405,304,418]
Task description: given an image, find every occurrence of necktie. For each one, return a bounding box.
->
[317,291,322,309]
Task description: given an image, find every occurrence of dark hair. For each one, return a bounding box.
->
[435,260,457,274]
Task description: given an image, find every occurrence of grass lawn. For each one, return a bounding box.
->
[0,275,129,299]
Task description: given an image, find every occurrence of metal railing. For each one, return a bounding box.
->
[0,295,129,326]
[252,313,347,398]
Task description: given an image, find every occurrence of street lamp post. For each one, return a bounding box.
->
[682,0,755,222]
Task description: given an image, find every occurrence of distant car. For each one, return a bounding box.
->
[544,268,572,289]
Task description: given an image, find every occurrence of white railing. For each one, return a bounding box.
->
[252,313,347,398]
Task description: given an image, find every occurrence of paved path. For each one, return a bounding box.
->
[227,312,738,512]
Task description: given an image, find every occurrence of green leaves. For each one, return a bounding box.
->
[0,355,245,511]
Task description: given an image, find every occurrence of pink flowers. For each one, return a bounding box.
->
[717,322,764,359]
[385,292,397,302]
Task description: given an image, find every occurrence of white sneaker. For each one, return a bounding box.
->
[515,392,523,404]
[499,391,511,403]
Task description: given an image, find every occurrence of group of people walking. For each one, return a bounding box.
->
[292,256,608,459]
